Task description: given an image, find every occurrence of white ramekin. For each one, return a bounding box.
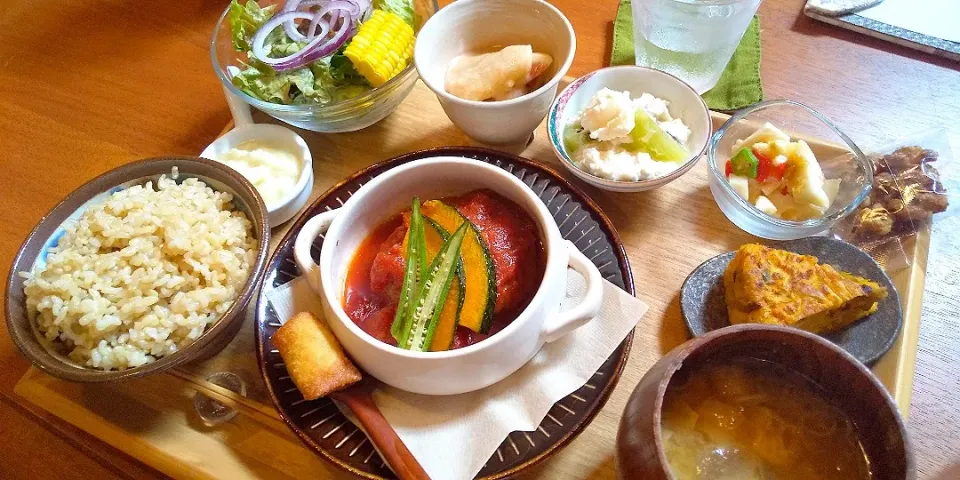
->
[547,66,712,192]
[201,124,313,227]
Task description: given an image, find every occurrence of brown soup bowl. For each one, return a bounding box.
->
[615,323,914,480]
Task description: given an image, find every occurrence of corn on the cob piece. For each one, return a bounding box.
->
[344,10,415,88]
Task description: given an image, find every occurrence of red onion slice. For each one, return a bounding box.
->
[305,1,357,39]
[302,0,368,23]
[323,9,340,37]
[282,0,369,42]
[251,0,367,71]
[270,18,353,71]
[308,18,330,43]
[251,11,319,65]
[281,0,308,43]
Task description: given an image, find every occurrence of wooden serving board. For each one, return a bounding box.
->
[14,79,929,479]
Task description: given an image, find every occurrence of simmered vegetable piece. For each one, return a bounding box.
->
[421,200,497,334]
[725,123,841,221]
[396,223,468,351]
[390,198,427,340]
[730,148,759,178]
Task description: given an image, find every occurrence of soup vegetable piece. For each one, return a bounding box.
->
[723,122,841,221]
[420,199,496,334]
[724,244,888,334]
[444,45,554,101]
[228,0,417,105]
[382,197,470,352]
[344,190,544,351]
[563,88,691,181]
[662,357,873,480]
[21,175,257,370]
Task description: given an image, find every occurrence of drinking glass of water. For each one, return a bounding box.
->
[632,0,761,94]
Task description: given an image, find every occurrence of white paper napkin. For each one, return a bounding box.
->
[267,270,648,480]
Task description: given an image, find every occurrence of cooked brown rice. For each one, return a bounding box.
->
[20,175,257,370]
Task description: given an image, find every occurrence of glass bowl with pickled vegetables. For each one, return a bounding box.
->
[708,100,872,240]
[212,0,437,132]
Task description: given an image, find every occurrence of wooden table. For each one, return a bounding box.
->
[1,0,958,478]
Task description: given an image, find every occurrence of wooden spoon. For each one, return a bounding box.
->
[272,312,431,480]
[331,379,431,480]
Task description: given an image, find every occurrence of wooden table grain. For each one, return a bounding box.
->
[0,0,958,478]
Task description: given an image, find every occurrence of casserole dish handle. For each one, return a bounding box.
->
[541,240,604,343]
[293,209,340,295]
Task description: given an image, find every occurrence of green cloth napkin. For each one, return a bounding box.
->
[611,0,763,111]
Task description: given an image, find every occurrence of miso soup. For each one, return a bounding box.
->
[661,357,872,480]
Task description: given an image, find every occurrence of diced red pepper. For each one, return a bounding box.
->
[752,146,787,183]
[725,160,733,177]
[772,161,787,179]
[756,155,771,182]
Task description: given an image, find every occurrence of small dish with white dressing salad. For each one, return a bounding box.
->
[201,123,314,227]
[562,88,691,182]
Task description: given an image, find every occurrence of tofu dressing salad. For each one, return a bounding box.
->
[563,88,691,182]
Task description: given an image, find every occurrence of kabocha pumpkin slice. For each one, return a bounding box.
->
[424,218,465,351]
[390,198,427,341]
[397,223,469,352]
[421,200,497,334]
[429,280,462,351]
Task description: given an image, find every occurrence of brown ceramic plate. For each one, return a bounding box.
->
[255,147,635,479]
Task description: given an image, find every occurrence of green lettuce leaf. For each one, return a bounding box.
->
[228,0,276,51]
[328,53,366,83]
[264,24,304,58]
[373,0,418,28]
[232,63,316,104]
[233,54,371,105]
[305,54,371,104]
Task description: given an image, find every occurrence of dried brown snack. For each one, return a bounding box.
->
[873,146,938,174]
[914,191,949,213]
[848,145,949,244]
[852,205,895,238]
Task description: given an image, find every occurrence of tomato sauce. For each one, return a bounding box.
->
[342,189,545,350]
[342,216,403,347]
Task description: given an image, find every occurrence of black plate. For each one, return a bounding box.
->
[679,236,902,365]
[254,147,636,479]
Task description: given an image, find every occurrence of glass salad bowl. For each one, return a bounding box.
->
[211,0,438,133]
[708,100,872,240]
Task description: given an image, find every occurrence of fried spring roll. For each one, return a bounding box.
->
[272,312,362,400]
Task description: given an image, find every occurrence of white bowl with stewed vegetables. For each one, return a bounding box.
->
[292,157,605,395]
[547,66,711,192]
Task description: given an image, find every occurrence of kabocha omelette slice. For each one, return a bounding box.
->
[723,244,888,334]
